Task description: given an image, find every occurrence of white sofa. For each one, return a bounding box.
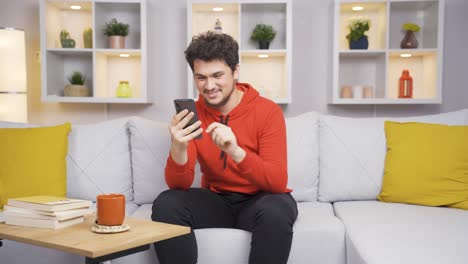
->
[1,109,468,264]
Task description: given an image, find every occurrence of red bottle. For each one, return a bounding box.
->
[398,69,413,98]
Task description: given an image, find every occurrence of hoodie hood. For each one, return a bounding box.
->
[197,82,259,121]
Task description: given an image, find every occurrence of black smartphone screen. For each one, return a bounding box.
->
[174,99,202,139]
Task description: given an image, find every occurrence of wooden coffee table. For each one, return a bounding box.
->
[0,215,190,264]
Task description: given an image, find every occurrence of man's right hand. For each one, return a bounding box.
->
[168,109,203,164]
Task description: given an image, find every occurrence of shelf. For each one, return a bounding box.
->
[240,51,289,103]
[46,48,93,55]
[338,52,386,99]
[331,0,444,105]
[339,2,387,50]
[187,0,291,104]
[95,50,143,99]
[94,2,142,49]
[40,0,149,103]
[191,3,240,41]
[241,3,287,50]
[44,1,92,49]
[387,50,438,99]
[45,50,93,97]
[389,0,440,49]
[42,95,151,104]
[332,98,441,104]
[339,50,386,57]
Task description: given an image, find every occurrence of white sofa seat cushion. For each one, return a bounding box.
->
[67,118,133,201]
[334,201,468,264]
[318,109,468,202]
[127,201,345,264]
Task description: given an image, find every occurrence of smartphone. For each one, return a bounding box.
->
[174,98,202,139]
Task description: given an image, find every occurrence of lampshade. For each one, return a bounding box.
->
[0,27,27,122]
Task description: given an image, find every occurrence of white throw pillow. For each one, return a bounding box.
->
[66,118,133,202]
[285,112,320,202]
[128,117,173,205]
[318,109,468,202]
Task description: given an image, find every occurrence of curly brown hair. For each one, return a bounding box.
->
[185,31,239,73]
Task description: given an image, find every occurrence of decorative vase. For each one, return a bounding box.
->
[214,19,222,33]
[258,40,270,49]
[349,36,368,50]
[116,81,132,98]
[400,30,418,49]
[109,36,125,49]
[83,28,93,48]
[61,38,76,48]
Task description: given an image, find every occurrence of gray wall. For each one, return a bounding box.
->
[1,0,467,125]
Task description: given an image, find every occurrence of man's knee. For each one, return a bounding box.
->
[151,189,187,222]
[256,194,297,227]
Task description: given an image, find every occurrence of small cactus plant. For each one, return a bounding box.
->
[67,71,86,85]
[60,29,70,41]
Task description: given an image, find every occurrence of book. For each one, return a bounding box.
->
[4,205,92,221]
[4,215,84,229]
[7,196,92,212]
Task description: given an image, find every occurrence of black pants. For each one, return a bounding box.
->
[151,188,298,264]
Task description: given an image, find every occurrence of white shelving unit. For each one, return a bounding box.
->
[39,0,151,103]
[187,0,292,104]
[331,0,444,104]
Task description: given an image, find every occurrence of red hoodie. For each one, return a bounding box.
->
[165,83,290,194]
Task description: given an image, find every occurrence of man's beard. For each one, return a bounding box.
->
[204,81,236,108]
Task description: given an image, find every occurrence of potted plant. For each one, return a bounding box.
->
[103,18,129,49]
[346,17,370,50]
[400,23,420,49]
[60,29,75,48]
[64,71,90,97]
[251,24,276,49]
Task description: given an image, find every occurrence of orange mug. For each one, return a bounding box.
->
[96,194,125,226]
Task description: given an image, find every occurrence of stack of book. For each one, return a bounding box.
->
[4,196,92,229]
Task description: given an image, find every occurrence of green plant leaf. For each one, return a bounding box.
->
[250,24,276,42]
[103,18,130,37]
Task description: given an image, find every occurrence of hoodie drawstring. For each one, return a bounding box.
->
[219,115,230,169]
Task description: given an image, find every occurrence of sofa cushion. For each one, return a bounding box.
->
[66,118,133,202]
[285,112,320,202]
[128,117,203,205]
[334,201,468,264]
[318,109,468,202]
[378,121,468,209]
[0,123,71,209]
[129,112,320,204]
[129,201,345,264]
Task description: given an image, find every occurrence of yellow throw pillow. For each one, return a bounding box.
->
[0,123,71,209]
[378,121,468,210]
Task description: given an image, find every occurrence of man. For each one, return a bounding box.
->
[151,31,297,264]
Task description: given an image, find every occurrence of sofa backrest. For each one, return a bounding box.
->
[317,109,468,203]
[128,112,320,204]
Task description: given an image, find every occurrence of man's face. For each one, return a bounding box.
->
[193,59,239,108]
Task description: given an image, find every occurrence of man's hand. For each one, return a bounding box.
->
[168,109,202,164]
[205,122,246,163]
